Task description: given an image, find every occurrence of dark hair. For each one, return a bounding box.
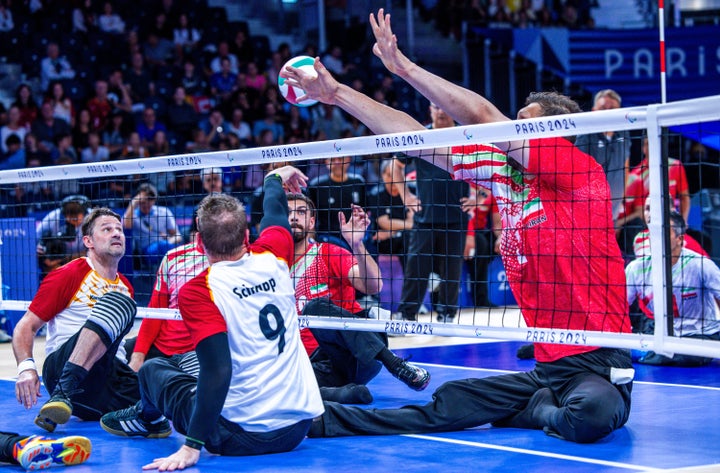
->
[669,211,686,237]
[286,192,316,218]
[196,193,248,258]
[81,208,121,236]
[4,134,21,147]
[61,194,90,216]
[136,182,158,199]
[525,91,582,117]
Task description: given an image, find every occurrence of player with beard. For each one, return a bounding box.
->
[288,193,430,401]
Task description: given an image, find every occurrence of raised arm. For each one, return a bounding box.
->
[281,59,453,173]
[342,204,382,295]
[369,8,509,127]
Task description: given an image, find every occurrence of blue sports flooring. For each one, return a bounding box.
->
[2,340,720,472]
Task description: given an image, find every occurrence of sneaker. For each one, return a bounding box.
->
[436,313,455,323]
[389,359,430,391]
[100,402,172,438]
[13,434,91,470]
[35,394,73,433]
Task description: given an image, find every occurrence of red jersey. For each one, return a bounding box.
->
[619,157,689,219]
[291,242,360,355]
[29,257,133,356]
[134,242,208,357]
[452,138,631,362]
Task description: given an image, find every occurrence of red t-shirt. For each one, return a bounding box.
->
[452,138,631,362]
[291,242,360,356]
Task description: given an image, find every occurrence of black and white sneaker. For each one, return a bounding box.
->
[389,359,431,391]
[100,402,172,438]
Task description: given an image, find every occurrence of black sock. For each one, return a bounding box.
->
[54,362,89,397]
[375,347,402,371]
[320,384,373,404]
[0,432,23,463]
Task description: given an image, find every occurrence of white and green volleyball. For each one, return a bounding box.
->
[278,55,319,107]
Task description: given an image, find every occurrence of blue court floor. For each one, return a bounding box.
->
[2,340,720,472]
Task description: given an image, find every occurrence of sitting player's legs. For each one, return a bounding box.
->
[0,431,91,469]
[37,292,138,431]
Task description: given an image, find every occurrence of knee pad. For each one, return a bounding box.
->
[86,291,136,346]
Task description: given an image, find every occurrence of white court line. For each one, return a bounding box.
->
[416,362,720,391]
[403,434,662,472]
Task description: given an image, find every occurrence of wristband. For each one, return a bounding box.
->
[184,436,205,450]
[265,172,282,182]
[17,358,37,376]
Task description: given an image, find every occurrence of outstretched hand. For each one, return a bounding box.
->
[280,57,340,105]
[339,204,371,248]
[270,165,308,194]
[369,8,411,76]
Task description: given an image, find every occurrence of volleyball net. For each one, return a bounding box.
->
[1,95,720,359]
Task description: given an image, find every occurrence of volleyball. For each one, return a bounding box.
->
[278,55,318,107]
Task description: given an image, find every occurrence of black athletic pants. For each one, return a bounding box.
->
[315,348,633,444]
[0,432,23,464]
[139,356,311,456]
[42,329,140,420]
[304,297,387,387]
[397,223,465,319]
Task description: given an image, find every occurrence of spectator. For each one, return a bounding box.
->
[136,108,167,148]
[366,157,415,271]
[0,105,28,154]
[0,1,14,32]
[143,32,174,69]
[284,104,310,142]
[392,103,469,322]
[229,29,254,68]
[311,103,350,140]
[626,211,720,366]
[462,186,500,307]
[23,132,51,166]
[321,45,354,80]
[306,156,367,249]
[209,57,238,104]
[72,0,96,34]
[178,59,207,98]
[12,84,39,130]
[227,107,253,146]
[119,131,149,159]
[616,136,690,257]
[31,102,72,155]
[149,129,170,156]
[107,69,134,115]
[98,1,125,34]
[0,134,25,170]
[209,40,239,74]
[40,42,76,92]
[123,183,181,266]
[72,108,92,150]
[252,101,285,144]
[45,81,75,127]
[86,80,113,132]
[51,133,79,164]
[103,109,130,157]
[197,108,228,150]
[80,131,110,163]
[172,12,201,61]
[574,89,631,219]
[243,61,267,93]
[165,86,197,144]
[125,52,153,103]
[35,195,90,278]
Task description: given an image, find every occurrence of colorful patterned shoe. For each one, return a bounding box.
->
[13,435,91,470]
[34,395,73,433]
